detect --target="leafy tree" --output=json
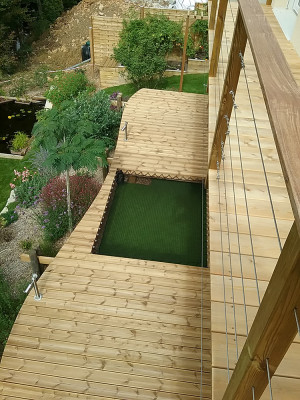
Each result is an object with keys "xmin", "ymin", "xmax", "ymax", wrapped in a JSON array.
[
  {"xmin": 42, "ymin": 0, "xmax": 63, "ymax": 24},
  {"xmin": 113, "ymin": 15, "xmax": 184, "ymax": 88},
  {"xmin": 32, "ymin": 90, "xmax": 122, "ymax": 232},
  {"xmin": 187, "ymin": 20, "xmax": 208, "ymax": 59}
]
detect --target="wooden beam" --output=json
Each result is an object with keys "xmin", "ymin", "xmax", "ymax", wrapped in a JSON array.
[
  {"xmin": 266, "ymin": 0, "xmax": 272, "ymax": 5},
  {"xmin": 89, "ymin": 23, "xmax": 95, "ymax": 74},
  {"xmin": 222, "ymin": 221, "xmax": 300, "ymax": 400},
  {"xmin": 140, "ymin": 6, "xmax": 145, "ymax": 19},
  {"xmin": 238, "ymin": 0, "xmax": 300, "ymax": 234},
  {"xmin": 209, "ymin": 8, "xmax": 247, "ymax": 170},
  {"xmin": 209, "ymin": 0, "xmax": 228, "ymax": 77},
  {"xmin": 179, "ymin": 14, "xmax": 190, "ymax": 93},
  {"xmin": 20, "ymin": 254, "xmax": 55, "ymax": 265},
  {"xmin": 209, "ymin": 0, "xmax": 218, "ymax": 30}
]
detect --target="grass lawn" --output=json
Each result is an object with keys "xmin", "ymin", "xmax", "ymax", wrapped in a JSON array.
[
  {"xmin": 0, "ymin": 158, "xmax": 22, "ymax": 211},
  {"xmin": 103, "ymin": 73, "xmax": 208, "ymax": 99},
  {"xmin": 98, "ymin": 179, "xmax": 207, "ymax": 267}
]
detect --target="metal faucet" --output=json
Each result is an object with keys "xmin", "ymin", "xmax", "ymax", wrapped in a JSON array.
[{"xmin": 121, "ymin": 121, "xmax": 128, "ymax": 141}]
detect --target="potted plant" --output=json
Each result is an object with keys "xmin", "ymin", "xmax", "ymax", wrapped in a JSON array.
[{"xmin": 10, "ymin": 131, "xmax": 30, "ymax": 155}]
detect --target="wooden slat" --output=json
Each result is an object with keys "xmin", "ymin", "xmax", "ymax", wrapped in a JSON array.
[
  {"xmin": 209, "ymin": 0, "xmax": 228, "ymax": 77},
  {"xmin": 222, "ymin": 222, "xmax": 300, "ymax": 399}
]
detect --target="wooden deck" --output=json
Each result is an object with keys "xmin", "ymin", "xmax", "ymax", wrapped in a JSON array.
[
  {"xmin": 0, "ymin": 90, "xmax": 210, "ymax": 398},
  {"xmin": 208, "ymin": 2, "xmax": 300, "ymax": 399},
  {"xmin": 114, "ymin": 89, "xmax": 208, "ymax": 180}
]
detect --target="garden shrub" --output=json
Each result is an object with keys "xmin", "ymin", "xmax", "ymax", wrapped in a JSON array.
[
  {"xmin": 12, "ymin": 168, "xmax": 51, "ymax": 208},
  {"xmin": 0, "ymin": 208, "xmax": 18, "ymax": 227},
  {"xmin": 8, "ymin": 77, "xmax": 29, "ymax": 97},
  {"xmin": 114, "ymin": 15, "xmax": 184, "ymax": 88},
  {"xmin": 188, "ymin": 20, "xmax": 208, "ymax": 59},
  {"xmin": 45, "ymin": 71, "xmax": 90, "ymax": 107},
  {"xmin": 11, "ymin": 132, "xmax": 29, "ymax": 152},
  {"xmin": 33, "ymin": 65, "xmax": 49, "ymax": 88},
  {"xmin": 38, "ymin": 175, "xmax": 100, "ymax": 241}
]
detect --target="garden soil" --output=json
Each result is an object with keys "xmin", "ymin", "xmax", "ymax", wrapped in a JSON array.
[{"xmin": 30, "ymin": 0, "xmax": 172, "ymax": 71}]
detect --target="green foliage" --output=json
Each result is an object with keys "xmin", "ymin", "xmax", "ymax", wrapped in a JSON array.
[
  {"xmin": 114, "ymin": 15, "xmax": 184, "ymax": 88},
  {"xmin": 8, "ymin": 77, "xmax": 30, "ymax": 97},
  {"xmin": 0, "ymin": 271, "xmax": 26, "ymax": 357},
  {"xmin": 11, "ymin": 131, "xmax": 29, "ymax": 151},
  {"xmin": 33, "ymin": 90, "xmax": 122, "ymax": 161},
  {"xmin": 33, "ymin": 65, "xmax": 49, "ymax": 88},
  {"xmin": 19, "ymin": 238, "xmax": 33, "ymax": 251},
  {"xmin": 38, "ymin": 239, "xmax": 59, "ymax": 257},
  {"xmin": 45, "ymin": 71, "xmax": 90, "ymax": 107},
  {"xmin": 62, "ymin": 0, "xmax": 80, "ymax": 9},
  {"xmin": 42, "ymin": 0, "xmax": 63, "ymax": 23},
  {"xmin": 15, "ymin": 173, "xmax": 50, "ymax": 208},
  {"xmin": 0, "ymin": 208, "xmax": 18, "ymax": 227},
  {"xmin": 104, "ymin": 73, "xmax": 208, "ymax": 98},
  {"xmin": 187, "ymin": 20, "xmax": 208, "ymax": 59}
]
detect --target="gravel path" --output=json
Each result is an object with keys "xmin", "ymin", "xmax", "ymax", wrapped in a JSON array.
[{"xmin": 0, "ymin": 208, "xmax": 42, "ymax": 289}]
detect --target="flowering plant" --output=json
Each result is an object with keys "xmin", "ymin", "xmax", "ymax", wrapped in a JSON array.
[{"xmin": 9, "ymin": 167, "xmax": 36, "ymax": 189}]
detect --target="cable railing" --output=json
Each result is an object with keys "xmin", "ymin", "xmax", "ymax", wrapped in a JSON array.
[{"xmin": 208, "ymin": 0, "xmax": 300, "ymax": 398}]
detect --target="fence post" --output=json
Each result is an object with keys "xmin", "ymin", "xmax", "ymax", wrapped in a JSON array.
[
  {"xmin": 29, "ymin": 249, "xmax": 41, "ymax": 278},
  {"xmin": 117, "ymin": 93, "xmax": 122, "ymax": 111},
  {"xmin": 179, "ymin": 14, "xmax": 190, "ymax": 93},
  {"xmin": 209, "ymin": 8, "xmax": 247, "ymax": 169},
  {"xmin": 209, "ymin": 0, "xmax": 228, "ymax": 77},
  {"xmin": 89, "ymin": 22, "xmax": 95, "ymax": 75},
  {"xmin": 140, "ymin": 6, "xmax": 145, "ymax": 19}
]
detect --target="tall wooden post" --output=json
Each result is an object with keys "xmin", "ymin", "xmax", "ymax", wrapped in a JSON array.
[
  {"xmin": 140, "ymin": 6, "xmax": 145, "ymax": 19},
  {"xmin": 89, "ymin": 23, "xmax": 95, "ymax": 75},
  {"xmin": 29, "ymin": 249, "xmax": 41, "ymax": 278},
  {"xmin": 209, "ymin": 0, "xmax": 229, "ymax": 77},
  {"xmin": 209, "ymin": 0, "xmax": 218, "ymax": 30},
  {"xmin": 209, "ymin": 9, "xmax": 247, "ymax": 170},
  {"xmin": 179, "ymin": 14, "xmax": 190, "ymax": 93}
]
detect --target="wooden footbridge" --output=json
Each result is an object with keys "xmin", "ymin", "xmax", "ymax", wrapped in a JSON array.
[{"xmin": 1, "ymin": 0, "xmax": 300, "ymax": 399}]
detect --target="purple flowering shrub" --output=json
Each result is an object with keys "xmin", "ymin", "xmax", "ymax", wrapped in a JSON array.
[
  {"xmin": 14, "ymin": 172, "xmax": 51, "ymax": 208},
  {"xmin": 38, "ymin": 175, "xmax": 101, "ymax": 241}
]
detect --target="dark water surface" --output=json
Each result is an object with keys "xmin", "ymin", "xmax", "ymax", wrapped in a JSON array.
[{"xmin": 0, "ymin": 100, "xmax": 44, "ymax": 153}]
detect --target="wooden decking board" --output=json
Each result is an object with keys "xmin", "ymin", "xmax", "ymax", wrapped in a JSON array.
[
  {"xmin": 209, "ymin": 2, "xmax": 300, "ymax": 398},
  {"xmin": 0, "ymin": 88, "xmax": 211, "ymax": 398}
]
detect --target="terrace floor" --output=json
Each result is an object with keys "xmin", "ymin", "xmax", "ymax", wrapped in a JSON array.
[{"xmin": 0, "ymin": 91, "xmax": 210, "ymax": 399}]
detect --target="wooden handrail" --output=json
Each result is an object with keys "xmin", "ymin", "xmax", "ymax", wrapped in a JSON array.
[
  {"xmin": 222, "ymin": 222, "xmax": 300, "ymax": 399},
  {"xmin": 238, "ymin": 0, "xmax": 300, "ymax": 234}
]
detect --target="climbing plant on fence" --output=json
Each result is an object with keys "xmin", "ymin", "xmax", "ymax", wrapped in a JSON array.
[{"xmin": 113, "ymin": 15, "xmax": 184, "ymax": 88}]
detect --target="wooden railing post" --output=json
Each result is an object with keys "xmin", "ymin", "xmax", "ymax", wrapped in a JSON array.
[
  {"xmin": 209, "ymin": 0, "xmax": 218, "ymax": 30},
  {"xmin": 89, "ymin": 20, "xmax": 95, "ymax": 74},
  {"xmin": 209, "ymin": 0, "xmax": 228, "ymax": 77},
  {"xmin": 209, "ymin": 8, "xmax": 247, "ymax": 169},
  {"xmin": 222, "ymin": 222, "xmax": 300, "ymax": 400},
  {"xmin": 179, "ymin": 14, "xmax": 190, "ymax": 93}
]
